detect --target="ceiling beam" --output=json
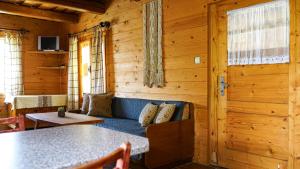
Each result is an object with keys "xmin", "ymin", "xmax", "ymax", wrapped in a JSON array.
[
  {"xmin": 25, "ymin": 0, "xmax": 105, "ymax": 14},
  {"xmin": 0, "ymin": 2, "xmax": 78, "ymax": 23}
]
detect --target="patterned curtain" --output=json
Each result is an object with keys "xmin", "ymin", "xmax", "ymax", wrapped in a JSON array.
[
  {"xmin": 67, "ymin": 36, "xmax": 79, "ymax": 110},
  {"xmin": 143, "ymin": 0, "xmax": 164, "ymax": 88},
  {"xmin": 90, "ymin": 28, "xmax": 106, "ymax": 94},
  {"xmin": 0, "ymin": 32, "xmax": 24, "ymax": 96},
  {"xmin": 227, "ymin": 0, "xmax": 290, "ymax": 65}
]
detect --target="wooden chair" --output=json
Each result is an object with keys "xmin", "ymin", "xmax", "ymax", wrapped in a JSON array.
[
  {"xmin": 74, "ymin": 142, "xmax": 131, "ymax": 169},
  {"xmin": 0, "ymin": 115, "xmax": 25, "ymax": 133}
]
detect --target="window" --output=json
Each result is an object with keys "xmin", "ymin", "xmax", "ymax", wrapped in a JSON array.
[
  {"xmin": 227, "ymin": 0, "xmax": 290, "ymax": 65},
  {"xmin": 0, "ymin": 33, "xmax": 23, "ymax": 96},
  {"xmin": 80, "ymin": 41, "xmax": 91, "ymax": 95}
]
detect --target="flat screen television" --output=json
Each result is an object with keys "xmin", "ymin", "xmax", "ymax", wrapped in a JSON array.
[{"xmin": 38, "ymin": 36, "xmax": 59, "ymax": 51}]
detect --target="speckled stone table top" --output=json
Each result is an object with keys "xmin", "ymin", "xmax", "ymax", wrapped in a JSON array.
[{"xmin": 0, "ymin": 125, "xmax": 149, "ymax": 169}]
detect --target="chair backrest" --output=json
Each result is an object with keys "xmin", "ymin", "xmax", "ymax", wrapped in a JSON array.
[
  {"xmin": 0, "ymin": 115, "xmax": 25, "ymax": 134},
  {"xmin": 74, "ymin": 142, "xmax": 131, "ymax": 169}
]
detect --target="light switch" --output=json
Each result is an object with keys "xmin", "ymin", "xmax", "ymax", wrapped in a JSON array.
[{"xmin": 194, "ymin": 56, "xmax": 201, "ymax": 64}]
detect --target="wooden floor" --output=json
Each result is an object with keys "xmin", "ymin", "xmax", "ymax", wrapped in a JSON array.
[
  {"xmin": 174, "ymin": 163, "xmax": 217, "ymax": 169},
  {"xmin": 130, "ymin": 163, "xmax": 220, "ymax": 169}
]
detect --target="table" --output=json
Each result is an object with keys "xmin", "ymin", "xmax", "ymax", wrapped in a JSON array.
[
  {"xmin": 0, "ymin": 125, "xmax": 149, "ymax": 169},
  {"xmin": 26, "ymin": 112, "xmax": 103, "ymax": 129}
]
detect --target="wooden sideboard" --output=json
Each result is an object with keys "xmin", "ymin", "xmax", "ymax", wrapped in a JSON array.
[{"xmin": 6, "ymin": 95, "xmax": 67, "ymax": 129}]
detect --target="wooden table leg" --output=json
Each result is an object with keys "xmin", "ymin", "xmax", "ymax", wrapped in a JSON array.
[{"xmin": 34, "ymin": 120, "xmax": 39, "ymax": 130}]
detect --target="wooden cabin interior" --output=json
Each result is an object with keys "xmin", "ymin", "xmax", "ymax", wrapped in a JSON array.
[{"xmin": 0, "ymin": 0, "xmax": 299, "ymax": 169}]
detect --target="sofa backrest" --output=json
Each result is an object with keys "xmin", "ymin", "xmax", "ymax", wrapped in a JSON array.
[{"xmin": 111, "ymin": 97, "xmax": 186, "ymax": 121}]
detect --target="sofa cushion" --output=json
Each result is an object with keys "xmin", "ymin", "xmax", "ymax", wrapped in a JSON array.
[
  {"xmin": 112, "ymin": 97, "xmax": 185, "ymax": 121},
  {"xmin": 95, "ymin": 117, "xmax": 146, "ymax": 137},
  {"xmin": 88, "ymin": 94, "xmax": 113, "ymax": 117},
  {"xmin": 153, "ymin": 103, "xmax": 176, "ymax": 124},
  {"xmin": 139, "ymin": 103, "xmax": 158, "ymax": 127}
]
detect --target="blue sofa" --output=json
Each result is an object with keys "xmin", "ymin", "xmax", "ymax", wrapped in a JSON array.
[
  {"xmin": 71, "ymin": 97, "xmax": 194, "ymax": 169},
  {"xmin": 95, "ymin": 97, "xmax": 187, "ymax": 137}
]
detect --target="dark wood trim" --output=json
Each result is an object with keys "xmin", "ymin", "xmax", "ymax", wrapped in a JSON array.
[
  {"xmin": 25, "ymin": 0, "xmax": 105, "ymax": 14},
  {"xmin": 0, "ymin": 2, "xmax": 78, "ymax": 23}
]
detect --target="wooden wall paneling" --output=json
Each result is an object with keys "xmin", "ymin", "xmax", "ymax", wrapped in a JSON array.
[
  {"xmin": 228, "ymin": 72, "xmax": 289, "ymax": 104},
  {"xmin": 227, "ymin": 101, "xmax": 288, "ymax": 117},
  {"xmin": 227, "ymin": 112, "xmax": 289, "ymax": 159},
  {"xmin": 291, "ymin": 0, "xmax": 300, "ymax": 168},
  {"xmin": 0, "ymin": 1, "xmax": 207, "ymax": 166},
  {"xmin": 216, "ymin": 0, "xmax": 272, "ymax": 12},
  {"xmin": 295, "ymin": 0, "xmax": 300, "ymax": 167},
  {"xmin": 69, "ymin": 0, "xmax": 210, "ymax": 164},
  {"xmin": 209, "ymin": 0, "xmax": 291, "ymax": 168},
  {"xmin": 215, "ymin": 5, "xmax": 227, "ymax": 167},
  {"xmin": 69, "ymin": 0, "xmax": 300, "ymax": 168},
  {"xmin": 110, "ymin": 68, "xmax": 207, "ymax": 84},
  {"xmin": 226, "ymin": 149, "xmax": 287, "ymax": 169},
  {"xmin": 228, "ymin": 64, "xmax": 289, "ymax": 76},
  {"xmin": 208, "ymin": 3, "xmax": 218, "ymax": 165},
  {"xmin": 0, "ymin": 14, "xmax": 69, "ymax": 97}
]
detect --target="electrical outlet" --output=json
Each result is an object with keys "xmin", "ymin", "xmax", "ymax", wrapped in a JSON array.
[{"xmin": 194, "ymin": 56, "xmax": 201, "ymax": 64}]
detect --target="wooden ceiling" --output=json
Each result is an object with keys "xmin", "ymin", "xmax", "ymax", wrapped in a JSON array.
[{"xmin": 0, "ymin": 0, "xmax": 107, "ymax": 23}]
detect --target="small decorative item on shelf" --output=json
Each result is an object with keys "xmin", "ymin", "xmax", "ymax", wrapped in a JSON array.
[{"xmin": 58, "ymin": 107, "xmax": 66, "ymax": 118}]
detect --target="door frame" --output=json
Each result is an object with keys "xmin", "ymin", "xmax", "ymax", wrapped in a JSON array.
[{"xmin": 207, "ymin": 0, "xmax": 297, "ymax": 168}]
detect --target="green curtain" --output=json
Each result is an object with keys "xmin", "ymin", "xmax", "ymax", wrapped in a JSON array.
[
  {"xmin": 90, "ymin": 28, "xmax": 105, "ymax": 94},
  {"xmin": 67, "ymin": 36, "xmax": 79, "ymax": 110},
  {"xmin": 143, "ymin": 0, "xmax": 164, "ymax": 88}
]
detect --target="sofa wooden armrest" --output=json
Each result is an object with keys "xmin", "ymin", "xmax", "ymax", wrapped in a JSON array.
[{"xmin": 144, "ymin": 103, "xmax": 194, "ymax": 169}]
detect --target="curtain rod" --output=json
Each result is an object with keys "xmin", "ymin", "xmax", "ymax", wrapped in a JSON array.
[
  {"xmin": 0, "ymin": 27, "xmax": 29, "ymax": 34},
  {"xmin": 68, "ymin": 24, "xmax": 100, "ymax": 37},
  {"xmin": 68, "ymin": 21, "xmax": 111, "ymax": 37}
]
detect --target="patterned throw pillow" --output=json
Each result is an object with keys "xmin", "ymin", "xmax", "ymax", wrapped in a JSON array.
[
  {"xmin": 87, "ymin": 94, "xmax": 113, "ymax": 117},
  {"xmin": 153, "ymin": 103, "xmax": 176, "ymax": 124},
  {"xmin": 81, "ymin": 93, "xmax": 90, "ymax": 114},
  {"xmin": 139, "ymin": 103, "xmax": 158, "ymax": 127}
]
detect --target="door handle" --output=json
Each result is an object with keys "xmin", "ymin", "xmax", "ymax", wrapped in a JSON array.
[{"xmin": 220, "ymin": 76, "xmax": 229, "ymax": 96}]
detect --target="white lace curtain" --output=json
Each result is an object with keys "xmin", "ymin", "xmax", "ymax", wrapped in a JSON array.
[
  {"xmin": 0, "ymin": 32, "xmax": 24, "ymax": 96},
  {"xmin": 227, "ymin": 0, "xmax": 290, "ymax": 65}
]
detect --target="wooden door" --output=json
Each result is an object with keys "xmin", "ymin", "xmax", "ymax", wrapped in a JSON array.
[{"xmin": 209, "ymin": 0, "xmax": 291, "ymax": 168}]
